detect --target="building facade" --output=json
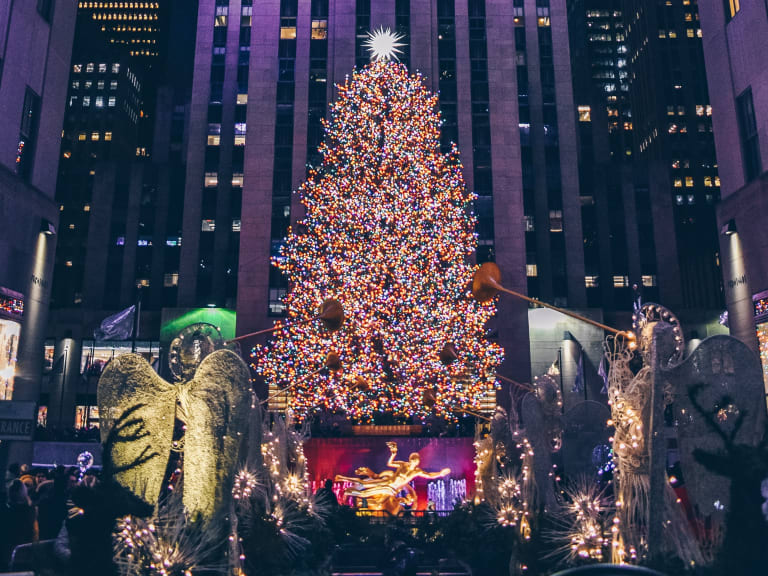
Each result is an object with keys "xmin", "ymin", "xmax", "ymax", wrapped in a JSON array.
[
  {"xmin": 622, "ymin": 0, "xmax": 722, "ymax": 315},
  {"xmin": 44, "ymin": 0, "xmax": 194, "ymax": 429},
  {"xmin": 171, "ymin": 0, "xmax": 596, "ymax": 403},
  {"xmin": 0, "ymin": 0, "xmax": 77, "ymax": 410},
  {"xmin": 697, "ymin": 0, "xmax": 768, "ymax": 392}
]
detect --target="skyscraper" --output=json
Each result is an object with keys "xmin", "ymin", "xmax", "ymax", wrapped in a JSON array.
[
  {"xmin": 0, "ymin": 0, "xmax": 77, "ymax": 437},
  {"xmin": 173, "ymin": 0, "xmax": 595, "ymax": 402},
  {"xmin": 567, "ymin": 0, "xmax": 726, "ymax": 343},
  {"xmin": 622, "ymin": 0, "xmax": 721, "ymax": 312},
  {"xmin": 44, "ymin": 0, "xmax": 194, "ymax": 428},
  {"xmin": 697, "ymin": 0, "xmax": 768, "ymax": 389}
]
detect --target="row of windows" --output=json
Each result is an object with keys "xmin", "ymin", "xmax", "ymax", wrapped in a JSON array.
[
  {"xmin": 79, "ymin": 2, "xmax": 159, "ymax": 8},
  {"xmin": 582, "ymin": 275, "xmax": 656, "ymax": 288},
  {"xmin": 76, "ymin": 131, "xmax": 113, "ymax": 141},
  {"xmin": 73, "ymin": 63, "xmax": 120, "ymax": 74},
  {"xmin": 673, "ymin": 175, "xmax": 721, "ymax": 187},
  {"xmin": 658, "ymin": 28, "xmax": 702, "ymax": 39},
  {"xmin": 204, "ymin": 172, "xmax": 245, "ymax": 188},
  {"xmin": 69, "ymin": 95, "xmax": 117, "ymax": 108},
  {"xmin": 201, "ymin": 219, "xmax": 242, "ymax": 232},
  {"xmin": 72, "ymin": 80, "xmax": 119, "ymax": 91},
  {"xmin": 674, "ymin": 193, "xmax": 717, "ymax": 205},
  {"xmin": 90, "ymin": 12, "xmax": 159, "ymax": 21}
]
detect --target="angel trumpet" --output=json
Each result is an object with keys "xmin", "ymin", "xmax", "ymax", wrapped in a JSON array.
[
  {"xmin": 228, "ymin": 298, "xmax": 345, "ymax": 343},
  {"xmin": 472, "ymin": 262, "xmax": 634, "ymax": 343}
]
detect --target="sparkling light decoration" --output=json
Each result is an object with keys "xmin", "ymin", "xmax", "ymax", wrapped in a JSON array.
[
  {"xmin": 546, "ymin": 481, "xmax": 615, "ymax": 566},
  {"xmin": 113, "ymin": 505, "xmax": 224, "ymax": 576},
  {"xmin": 232, "ymin": 468, "xmax": 259, "ymax": 501},
  {"xmin": 363, "ymin": 27, "xmax": 405, "ymax": 61},
  {"xmin": 254, "ymin": 59, "xmax": 503, "ymax": 422}
]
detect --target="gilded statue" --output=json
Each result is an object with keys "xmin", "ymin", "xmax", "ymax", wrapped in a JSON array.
[{"xmin": 335, "ymin": 441, "xmax": 450, "ymax": 515}]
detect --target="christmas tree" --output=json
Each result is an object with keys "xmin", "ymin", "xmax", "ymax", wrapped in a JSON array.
[{"xmin": 254, "ymin": 43, "xmax": 503, "ymax": 422}]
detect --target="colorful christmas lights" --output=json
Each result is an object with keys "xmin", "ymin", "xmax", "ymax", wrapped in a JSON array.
[{"xmin": 254, "ymin": 60, "xmax": 503, "ymax": 422}]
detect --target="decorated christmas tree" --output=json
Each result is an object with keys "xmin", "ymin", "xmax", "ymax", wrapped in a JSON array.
[{"xmin": 255, "ymin": 33, "xmax": 503, "ymax": 422}]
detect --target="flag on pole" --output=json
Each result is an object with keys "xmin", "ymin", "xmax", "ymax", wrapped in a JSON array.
[
  {"xmin": 572, "ymin": 351, "xmax": 584, "ymax": 393},
  {"xmin": 94, "ymin": 305, "xmax": 136, "ymax": 341},
  {"xmin": 598, "ymin": 356, "xmax": 609, "ymax": 394}
]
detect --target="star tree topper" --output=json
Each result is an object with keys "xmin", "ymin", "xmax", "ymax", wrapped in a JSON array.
[{"xmin": 364, "ymin": 27, "xmax": 405, "ymax": 62}]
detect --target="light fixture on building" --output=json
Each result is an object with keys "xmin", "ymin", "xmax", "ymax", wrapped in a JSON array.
[
  {"xmin": 40, "ymin": 218, "xmax": 56, "ymax": 236},
  {"xmin": 720, "ymin": 219, "xmax": 737, "ymax": 236}
]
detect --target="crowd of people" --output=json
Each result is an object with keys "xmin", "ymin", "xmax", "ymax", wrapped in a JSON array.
[{"xmin": 0, "ymin": 462, "xmax": 94, "ymax": 570}]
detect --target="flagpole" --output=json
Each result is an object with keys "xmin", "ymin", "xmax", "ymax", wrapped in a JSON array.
[{"xmin": 131, "ymin": 286, "xmax": 142, "ymax": 354}]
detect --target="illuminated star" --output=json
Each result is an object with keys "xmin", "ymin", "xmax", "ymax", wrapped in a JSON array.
[{"xmin": 364, "ymin": 27, "xmax": 405, "ymax": 61}]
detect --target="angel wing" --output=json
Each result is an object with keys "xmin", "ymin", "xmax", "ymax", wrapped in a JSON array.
[
  {"xmin": 98, "ymin": 353, "xmax": 177, "ymax": 508},
  {"xmin": 178, "ymin": 349, "xmax": 251, "ymax": 521},
  {"xmin": 666, "ymin": 335, "xmax": 765, "ymax": 516}
]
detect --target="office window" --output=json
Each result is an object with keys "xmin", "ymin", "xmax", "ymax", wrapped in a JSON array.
[
  {"xmin": 613, "ymin": 275, "xmax": 629, "ymax": 288},
  {"xmin": 104, "ymin": 132, "xmax": 113, "ymax": 141},
  {"xmin": 78, "ymin": 132, "xmax": 86, "ymax": 141},
  {"xmin": 724, "ymin": 0, "xmax": 740, "ymax": 21},
  {"xmin": 86, "ymin": 63, "xmax": 94, "ymax": 73},
  {"xmin": 98, "ymin": 63, "xmax": 107, "ymax": 73},
  {"xmin": 201, "ymin": 219, "xmax": 216, "ymax": 232},
  {"xmin": 311, "ymin": 19, "xmax": 328, "ymax": 39},
  {"xmin": 205, "ymin": 172, "xmax": 218, "ymax": 187},
  {"xmin": 16, "ymin": 87, "xmax": 40, "ymax": 178},
  {"xmin": 207, "ymin": 123, "xmax": 221, "ymax": 146},
  {"xmin": 737, "ymin": 87, "xmax": 761, "ymax": 181},
  {"xmin": 549, "ymin": 210, "xmax": 563, "ymax": 232},
  {"xmin": 91, "ymin": 132, "xmax": 100, "ymax": 141},
  {"xmin": 578, "ymin": 105, "xmax": 591, "ymax": 122},
  {"xmin": 95, "ymin": 96, "xmax": 104, "ymax": 108},
  {"xmin": 73, "ymin": 64, "xmax": 82, "ymax": 73},
  {"xmin": 585, "ymin": 276, "xmax": 599, "ymax": 288},
  {"xmin": 111, "ymin": 63, "xmax": 120, "ymax": 74},
  {"xmin": 215, "ymin": 6, "xmax": 228, "ymax": 26},
  {"xmin": 110, "ymin": 80, "xmax": 118, "ymax": 90},
  {"xmin": 108, "ymin": 96, "xmax": 116, "ymax": 107},
  {"xmin": 526, "ymin": 264, "xmax": 538, "ymax": 277}
]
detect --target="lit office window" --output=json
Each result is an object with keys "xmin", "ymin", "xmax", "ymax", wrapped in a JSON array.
[{"xmin": 724, "ymin": 0, "xmax": 740, "ymax": 21}]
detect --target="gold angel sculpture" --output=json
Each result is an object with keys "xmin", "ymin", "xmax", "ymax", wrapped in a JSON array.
[
  {"xmin": 97, "ymin": 349, "xmax": 251, "ymax": 522},
  {"xmin": 335, "ymin": 441, "xmax": 450, "ymax": 515}
]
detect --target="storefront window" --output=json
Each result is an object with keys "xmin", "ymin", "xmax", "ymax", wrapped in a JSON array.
[
  {"xmin": 0, "ymin": 318, "xmax": 21, "ymax": 400},
  {"xmin": 80, "ymin": 340, "xmax": 160, "ymax": 375}
]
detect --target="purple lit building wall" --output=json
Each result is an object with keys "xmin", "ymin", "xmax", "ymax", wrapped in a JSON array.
[
  {"xmin": 177, "ymin": 0, "xmax": 598, "ymax": 402},
  {"xmin": 698, "ymin": 1, "xmax": 768, "ymax": 390},
  {"xmin": 0, "ymin": 1, "xmax": 77, "ymax": 408}
]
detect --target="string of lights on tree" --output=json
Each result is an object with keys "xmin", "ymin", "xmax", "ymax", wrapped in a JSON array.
[{"xmin": 253, "ymin": 48, "xmax": 503, "ymax": 422}]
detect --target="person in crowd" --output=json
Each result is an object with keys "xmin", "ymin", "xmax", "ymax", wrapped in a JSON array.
[
  {"xmin": 37, "ymin": 467, "xmax": 68, "ymax": 541},
  {"xmin": 5, "ymin": 462, "xmax": 20, "ymax": 491},
  {"xmin": 315, "ymin": 478, "xmax": 340, "ymax": 509},
  {"xmin": 0, "ymin": 479, "xmax": 38, "ymax": 567}
]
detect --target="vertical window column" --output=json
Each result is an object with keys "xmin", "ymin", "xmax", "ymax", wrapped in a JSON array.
[
  {"xmin": 437, "ymin": 0, "xmax": 457, "ymax": 153},
  {"xmin": 468, "ymin": 0, "xmax": 494, "ymax": 263},
  {"xmin": 355, "ymin": 0, "xmax": 371, "ymax": 69},
  {"xmin": 307, "ymin": 0, "xmax": 329, "ymax": 167},
  {"xmin": 269, "ymin": 0, "xmax": 299, "ymax": 315},
  {"xmin": 395, "ymin": 0, "xmax": 411, "ymax": 69}
]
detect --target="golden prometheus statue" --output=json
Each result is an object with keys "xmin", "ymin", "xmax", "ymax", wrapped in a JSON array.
[{"xmin": 335, "ymin": 441, "xmax": 450, "ymax": 515}]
